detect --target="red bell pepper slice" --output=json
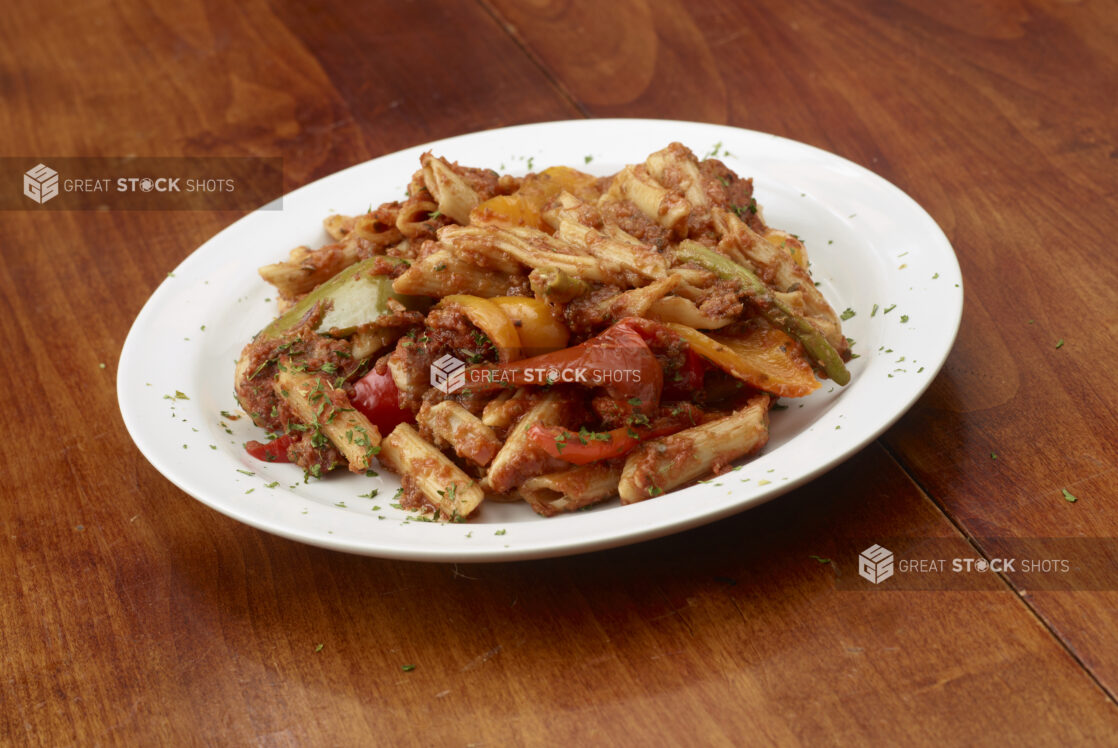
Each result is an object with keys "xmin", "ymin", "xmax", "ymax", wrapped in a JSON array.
[
  {"xmin": 527, "ymin": 405, "xmax": 703, "ymax": 465},
  {"xmin": 351, "ymin": 366, "xmax": 414, "ymax": 435},
  {"xmin": 466, "ymin": 318, "xmax": 663, "ymax": 414},
  {"xmin": 245, "ymin": 433, "xmax": 297, "ymax": 463}
]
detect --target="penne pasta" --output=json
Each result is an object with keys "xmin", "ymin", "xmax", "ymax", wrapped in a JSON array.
[
  {"xmin": 645, "ymin": 143, "xmax": 708, "ymax": 209},
  {"xmin": 486, "ymin": 391, "xmax": 572, "ymax": 494},
  {"xmin": 258, "ymin": 242, "xmax": 360, "ymax": 298},
  {"xmin": 392, "ymin": 247, "xmax": 517, "ymax": 298},
  {"xmin": 273, "ymin": 366, "xmax": 381, "ymax": 473},
  {"xmin": 379, "ymin": 423, "xmax": 484, "ymax": 519},
  {"xmin": 602, "ymin": 165, "xmax": 690, "ymax": 238},
  {"xmin": 481, "ymin": 389, "xmax": 531, "ymax": 431},
  {"xmin": 438, "ymin": 224, "xmax": 618, "ymax": 284},
  {"xmin": 599, "ymin": 275, "xmax": 680, "ymax": 320},
  {"xmin": 647, "ymin": 295, "xmax": 733, "ymax": 329},
  {"xmin": 521, "ymin": 462, "xmax": 623, "ymax": 516},
  {"xmin": 552, "ymin": 194, "xmax": 669, "ymax": 283},
  {"xmin": 618, "ymin": 394, "xmax": 771, "ymax": 504},
  {"xmin": 417, "ymin": 400, "xmax": 502, "ymax": 467},
  {"xmin": 421, "ymin": 153, "xmax": 482, "ymax": 224}
]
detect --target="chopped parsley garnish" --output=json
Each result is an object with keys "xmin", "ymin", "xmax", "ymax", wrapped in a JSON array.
[
  {"xmin": 494, "ymin": 529, "xmax": 507, "ymax": 536},
  {"xmin": 401, "ymin": 664, "xmax": 416, "ymax": 672},
  {"xmin": 900, "ymin": 315, "xmax": 910, "ymax": 323},
  {"xmin": 840, "ymin": 308, "xmax": 855, "ymax": 321},
  {"xmin": 883, "ymin": 304, "xmax": 897, "ymax": 314},
  {"xmin": 578, "ymin": 427, "xmax": 611, "ymax": 443},
  {"xmin": 1055, "ymin": 339, "xmax": 1065, "ymax": 349},
  {"xmin": 871, "ymin": 303, "xmax": 879, "ymax": 317},
  {"xmin": 809, "ymin": 555, "xmax": 832, "ymax": 564},
  {"xmin": 1062, "ymin": 489, "xmax": 1078, "ymax": 503},
  {"xmin": 359, "ymin": 489, "xmax": 380, "ymax": 499},
  {"xmin": 436, "ymin": 483, "xmax": 458, "ymax": 505}
]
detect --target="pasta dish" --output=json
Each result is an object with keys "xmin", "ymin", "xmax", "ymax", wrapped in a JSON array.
[{"xmin": 234, "ymin": 143, "xmax": 851, "ymax": 520}]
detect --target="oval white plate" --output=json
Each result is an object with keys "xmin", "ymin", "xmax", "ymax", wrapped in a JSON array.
[{"xmin": 118, "ymin": 119, "xmax": 962, "ymax": 561}]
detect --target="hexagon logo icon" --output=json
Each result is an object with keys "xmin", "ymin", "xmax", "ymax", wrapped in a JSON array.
[
  {"xmin": 430, "ymin": 354, "xmax": 466, "ymax": 394},
  {"xmin": 858, "ymin": 544, "xmax": 894, "ymax": 584},
  {"xmin": 24, "ymin": 163, "xmax": 59, "ymax": 204}
]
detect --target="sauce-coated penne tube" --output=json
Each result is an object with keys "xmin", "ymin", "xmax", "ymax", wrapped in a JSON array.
[
  {"xmin": 273, "ymin": 367, "xmax": 381, "ymax": 473},
  {"xmin": 487, "ymin": 391, "xmax": 572, "ymax": 494},
  {"xmin": 618, "ymin": 394, "xmax": 770, "ymax": 504},
  {"xmin": 421, "ymin": 153, "xmax": 481, "ymax": 224},
  {"xmin": 418, "ymin": 400, "xmax": 502, "ymax": 467},
  {"xmin": 521, "ymin": 463, "xmax": 623, "ymax": 517},
  {"xmin": 379, "ymin": 423, "xmax": 485, "ymax": 520}
]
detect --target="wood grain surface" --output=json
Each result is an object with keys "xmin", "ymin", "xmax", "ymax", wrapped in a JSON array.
[{"xmin": 2, "ymin": 0, "xmax": 1117, "ymax": 744}]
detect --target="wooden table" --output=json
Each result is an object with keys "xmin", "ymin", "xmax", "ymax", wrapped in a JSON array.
[{"xmin": 3, "ymin": 0, "xmax": 1117, "ymax": 744}]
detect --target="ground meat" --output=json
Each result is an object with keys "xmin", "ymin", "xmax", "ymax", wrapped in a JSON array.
[
  {"xmin": 364, "ymin": 255, "xmax": 411, "ymax": 278},
  {"xmin": 370, "ymin": 201, "xmax": 402, "ymax": 230},
  {"xmin": 598, "ymin": 199, "xmax": 673, "ymax": 251},
  {"xmin": 698, "ymin": 278, "xmax": 745, "ymax": 320},
  {"xmin": 387, "ymin": 305, "xmax": 498, "ymax": 411},
  {"xmin": 497, "ymin": 174, "xmax": 522, "ymax": 195},
  {"xmin": 448, "ymin": 161, "xmax": 503, "ymax": 202},
  {"xmin": 591, "ymin": 396, "xmax": 627, "ymax": 428},
  {"xmin": 400, "ymin": 473, "xmax": 439, "ymax": 514},
  {"xmin": 234, "ymin": 308, "xmax": 354, "ymax": 433},
  {"xmin": 503, "ymin": 274, "xmax": 533, "ymax": 298},
  {"xmin": 234, "ymin": 309, "xmax": 360, "ymax": 475},
  {"xmin": 563, "ymin": 284, "xmax": 623, "ymax": 337},
  {"xmin": 646, "ymin": 325, "xmax": 692, "ymax": 387},
  {"xmin": 699, "ymin": 159, "xmax": 767, "ymax": 233},
  {"xmin": 288, "ymin": 432, "xmax": 345, "ymax": 477}
]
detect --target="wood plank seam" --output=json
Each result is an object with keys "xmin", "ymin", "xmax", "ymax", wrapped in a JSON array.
[
  {"xmin": 878, "ymin": 439, "xmax": 1118, "ymax": 706},
  {"xmin": 474, "ymin": 0, "xmax": 593, "ymax": 119}
]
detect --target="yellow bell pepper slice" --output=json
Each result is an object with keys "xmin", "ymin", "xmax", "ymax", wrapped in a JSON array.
[
  {"xmin": 438, "ymin": 295, "xmax": 522, "ymax": 362},
  {"xmin": 666, "ymin": 322, "xmax": 820, "ymax": 398},
  {"xmin": 489, "ymin": 296, "xmax": 570, "ymax": 355}
]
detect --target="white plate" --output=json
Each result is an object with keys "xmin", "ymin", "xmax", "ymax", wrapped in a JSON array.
[{"xmin": 117, "ymin": 119, "xmax": 962, "ymax": 561}]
